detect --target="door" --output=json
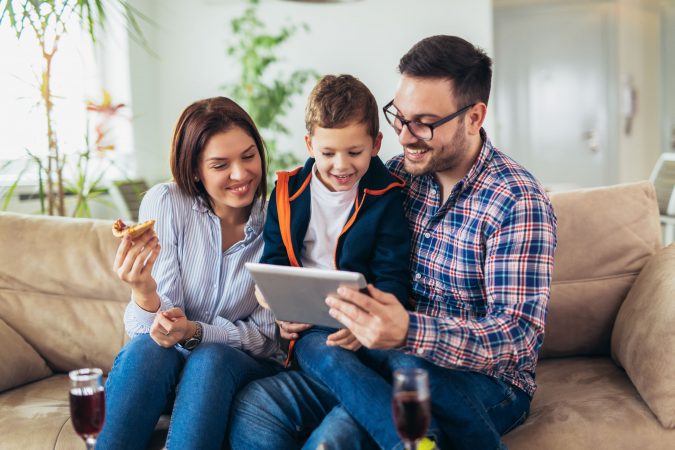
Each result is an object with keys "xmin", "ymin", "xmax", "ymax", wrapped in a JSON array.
[{"xmin": 494, "ymin": 3, "xmax": 614, "ymax": 189}]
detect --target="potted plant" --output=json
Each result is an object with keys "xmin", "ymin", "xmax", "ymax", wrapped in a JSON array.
[
  {"xmin": 0, "ymin": 0, "xmax": 148, "ymax": 216},
  {"xmin": 223, "ymin": 0, "xmax": 318, "ymax": 190}
]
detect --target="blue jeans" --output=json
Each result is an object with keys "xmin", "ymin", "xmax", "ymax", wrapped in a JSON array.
[
  {"xmin": 97, "ymin": 334, "xmax": 277, "ymax": 450},
  {"xmin": 294, "ymin": 328, "xmax": 406, "ymax": 449},
  {"xmin": 229, "ymin": 349, "xmax": 530, "ymax": 450},
  {"xmin": 228, "ymin": 370, "xmax": 378, "ymax": 450}
]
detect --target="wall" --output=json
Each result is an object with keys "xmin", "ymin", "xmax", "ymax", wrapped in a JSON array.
[
  {"xmin": 616, "ymin": 0, "xmax": 662, "ymax": 182},
  {"xmin": 494, "ymin": 0, "xmax": 666, "ymax": 188},
  {"xmin": 128, "ymin": 0, "xmax": 494, "ymax": 185},
  {"xmin": 663, "ymin": 0, "xmax": 675, "ymax": 153}
]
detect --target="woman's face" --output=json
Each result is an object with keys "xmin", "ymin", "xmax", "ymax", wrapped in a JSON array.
[{"xmin": 198, "ymin": 127, "xmax": 262, "ymax": 218}]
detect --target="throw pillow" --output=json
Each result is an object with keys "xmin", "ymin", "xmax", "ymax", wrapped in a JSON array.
[
  {"xmin": 611, "ymin": 244, "xmax": 675, "ymax": 428},
  {"xmin": 0, "ymin": 317, "xmax": 52, "ymax": 392}
]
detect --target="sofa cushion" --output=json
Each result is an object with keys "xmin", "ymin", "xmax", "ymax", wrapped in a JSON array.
[
  {"xmin": 0, "ymin": 290, "xmax": 127, "ymax": 373},
  {"xmin": 0, "ymin": 375, "xmax": 168, "ymax": 450},
  {"xmin": 541, "ymin": 182, "xmax": 661, "ymax": 357},
  {"xmin": 503, "ymin": 357, "xmax": 675, "ymax": 449},
  {"xmin": 0, "ymin": 212, "xmax": 130, "ymax": 301},
  {"xmin": 611, "ymin": 244, "xmax": 675, "ymax": 429},
  {"xmin": 0, "ymin": 317, "xmax": 52, "ymax": 392},
  {"xmin": 0, "ymin": 212, "xmax": 131, "ymax": 372}
]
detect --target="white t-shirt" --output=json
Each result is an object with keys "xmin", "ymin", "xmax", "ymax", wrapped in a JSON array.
[{"xmin": 301, "ymin": 166, "xmax": 358, "ymax": 270}]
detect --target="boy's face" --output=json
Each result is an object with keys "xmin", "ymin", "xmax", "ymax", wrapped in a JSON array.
[{"xmin": 305, "ymin": 122, "xmax": 382, "ymax": 192}]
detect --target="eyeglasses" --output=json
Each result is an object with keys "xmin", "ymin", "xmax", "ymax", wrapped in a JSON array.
[{"xmin": 382, "ymin": 100, "xmax": 475, "ymax": 141}]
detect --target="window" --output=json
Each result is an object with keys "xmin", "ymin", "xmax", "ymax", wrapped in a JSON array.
[{"xmin": 0, "ymin": 9, "xmax": 133, "ymax": 181}]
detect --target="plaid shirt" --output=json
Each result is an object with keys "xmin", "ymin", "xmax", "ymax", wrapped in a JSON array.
[{"xmin": 387, "ymin": 130, "xmax": 557, "ymax": 397}]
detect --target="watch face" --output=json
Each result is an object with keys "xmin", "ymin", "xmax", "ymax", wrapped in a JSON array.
[{"xmin": 184, "ymin": 338, "xmax": 199, "ymax": 350}]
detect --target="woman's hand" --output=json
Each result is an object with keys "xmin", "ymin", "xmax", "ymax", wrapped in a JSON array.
[
  {"xmin": 326, "ymin": 328, "xmax": 362, "ymax": 351},
  {"xmin": 150, "ymin": 307, "xmax": 192, "ymax": 348},
  {"xmin": 113, "ymin": 228, "xmax": 161, "ymax": 310}
]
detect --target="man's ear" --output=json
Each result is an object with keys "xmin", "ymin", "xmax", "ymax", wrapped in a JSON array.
[
  {"xmin": 304, "ymin": 134, "xmax": 314, "ymax": 157},
  {"xmin": 466, "ymin": 103, "xmax": 487, "ymax": 135},
  {"xmin": 371, "ymin": 131, "xmax": 383, "ymax": 156}
]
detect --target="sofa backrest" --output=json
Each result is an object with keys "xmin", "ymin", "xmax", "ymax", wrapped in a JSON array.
[
  {"xmin": 540, "ymin": 181, "xmax": 662, "ymax": 358},
  {"xmin": 0, "ymin": 212, "xmax": 129, "ymax": 374}
]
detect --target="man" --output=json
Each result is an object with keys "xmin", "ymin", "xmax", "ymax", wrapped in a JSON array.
[{"xmin": 229, "ymin": 35, "xmax": 557, "ymax": 450}]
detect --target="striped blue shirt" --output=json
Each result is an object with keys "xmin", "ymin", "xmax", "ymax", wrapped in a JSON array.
[{"xmin": 123, "ymin": 183, "xmax": 280, "ymax": 359}]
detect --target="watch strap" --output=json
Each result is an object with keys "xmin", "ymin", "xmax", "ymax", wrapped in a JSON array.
[{"xmin": 179, "ymin": 322, "xmax": 202, "ymax": 350}]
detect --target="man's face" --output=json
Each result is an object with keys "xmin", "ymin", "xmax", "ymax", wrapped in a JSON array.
[{"xmin": 391, "ymin": 76, "xmax": 470, "ymax": 177}]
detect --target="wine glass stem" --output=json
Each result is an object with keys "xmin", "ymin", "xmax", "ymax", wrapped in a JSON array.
[{"xmin": 85, "ymin": 437, "xmax": 96, "ymax": 450}]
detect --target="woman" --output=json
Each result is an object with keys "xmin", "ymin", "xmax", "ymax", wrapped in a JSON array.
[{"xmin": 97, "ymin": 97, "xmax": 281, "ymax": 450}]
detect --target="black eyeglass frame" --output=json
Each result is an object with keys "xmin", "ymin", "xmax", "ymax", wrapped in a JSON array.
[{"xmin": 382, "ymin": 100, "xmax": 476, "ymax": 141}]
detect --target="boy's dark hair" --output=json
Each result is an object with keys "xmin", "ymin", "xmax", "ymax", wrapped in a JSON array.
[
  {"xmin": 305, "ymin": 74, "xmax": 379, "ymax": 141},
  {"xmin": 170, "ymin": 96, "xmax": 267, "ymax": 210},
  {"xmin": 398, "ymin": 35, "xmax": 492, "ymax": 107}
]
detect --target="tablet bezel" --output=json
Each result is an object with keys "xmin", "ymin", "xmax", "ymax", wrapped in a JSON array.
[{"xmin": 245, "ymin": 262, "xmax": 367, "ymax": 328}]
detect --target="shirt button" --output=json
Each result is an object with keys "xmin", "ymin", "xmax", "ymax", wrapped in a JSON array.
[
  {"xmin": 416, "ymin": 348, "xmax": 424, "ymax": 355},
  {"xmin": 430, "ymin": 189, "xmax": 437, "ymax": 195},
  {"xmin": 414, "ymin": 273, "xmax": 421, "ymax": 280},
  {"xmin": 424, "ymin": 232, "xmax": 431, "ymax": 239}
]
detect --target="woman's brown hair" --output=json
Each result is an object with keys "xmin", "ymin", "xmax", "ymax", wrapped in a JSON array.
[{"xmin": 170, "ymin": 97, "xmax": 267, "ymax": 210}]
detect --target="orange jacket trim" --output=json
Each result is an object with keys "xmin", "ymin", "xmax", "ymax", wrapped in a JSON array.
[
  {"xmin": 332, "ymin": 177, "xmax": 405, "ymax": 268},
  {"xmin": 275, "ymin": 169, "xmax": 302, "ymax": 268}
]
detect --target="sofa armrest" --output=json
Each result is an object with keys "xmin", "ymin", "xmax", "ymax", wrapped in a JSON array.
[
  {"xmin": 611, "ymin": 244, "xmax": 675, "ymax": 428},
  {"xmin": 0, "ymin": 317, "xmax": 52, "ymax": 393}
]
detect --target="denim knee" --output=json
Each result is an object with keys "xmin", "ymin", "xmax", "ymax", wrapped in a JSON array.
[
  {"xmin": 186, "ymin": 343, "xmax": 265, "ymax": 388},
  {"xmin": 295, "ymin": 331, "xmax": 349, "ymax": 374},
  {"xmin": 108, "ymin": 334, "xmax": 182, "ymax": 382}
]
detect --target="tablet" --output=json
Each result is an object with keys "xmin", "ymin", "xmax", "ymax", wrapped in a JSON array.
[{"xmin": 245, "ymin": 262, "xmax": 367, "ymax": 328}]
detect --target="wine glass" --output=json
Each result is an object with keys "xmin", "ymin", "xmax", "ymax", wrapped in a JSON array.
[
  {"xmin": 392, "ymin": 368, "xmax": 431, "ymax": 450},
  {"xmin": 69, "ymin": 368, "xmax": 106, "ymax": 449}
]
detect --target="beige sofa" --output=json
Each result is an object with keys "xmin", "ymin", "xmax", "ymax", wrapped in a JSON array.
[{"xmin": 1, "ymin": 181, "xmax": 674, "ymax": 449}]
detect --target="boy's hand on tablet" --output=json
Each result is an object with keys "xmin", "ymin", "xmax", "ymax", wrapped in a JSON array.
[
  {"xmin": 326, "ymin": 328, "xmax": 361, "ymax": 351},
  {"xmin": 277, "ymin": 320, "xmax": 312, "ymax": 340}
]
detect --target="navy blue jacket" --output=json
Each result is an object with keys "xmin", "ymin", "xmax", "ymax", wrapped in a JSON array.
[{"xmin": 261, "ymin": 156, "xmax": 411, "ymax": 306}]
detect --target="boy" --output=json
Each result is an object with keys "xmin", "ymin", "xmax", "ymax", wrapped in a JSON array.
[{"xmin": 259, "ymin": 75, "xmax": 411, "ymax": 439}]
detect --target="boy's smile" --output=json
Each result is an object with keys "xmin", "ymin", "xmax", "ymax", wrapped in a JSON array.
[{"xmin": 305, "ymin": 122, "xmax": 382, "ymax": 192}]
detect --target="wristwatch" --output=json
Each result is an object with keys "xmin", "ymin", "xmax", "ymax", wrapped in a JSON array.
[{"xmin": 179, "ymin": 322, "xmax": 203, "ymax": 351}]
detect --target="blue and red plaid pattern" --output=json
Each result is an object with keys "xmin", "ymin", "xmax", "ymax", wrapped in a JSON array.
[{"xmin": 387, "ymin": 130, "xmax": 557, "ymax": 397}]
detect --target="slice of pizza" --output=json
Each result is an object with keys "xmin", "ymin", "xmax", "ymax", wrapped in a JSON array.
[{"xmin": 112, "ymin": 218, "xmax": 156, "ymax": 239}]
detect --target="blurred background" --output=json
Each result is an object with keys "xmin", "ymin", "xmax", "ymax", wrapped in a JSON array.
[{"xmin": 1, "ymin": 0, "xmax": 673, "ymax": 221}]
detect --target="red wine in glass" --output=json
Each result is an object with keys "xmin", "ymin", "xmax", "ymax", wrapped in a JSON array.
[
  {"xmin": 392, "ymin": 368, "xmax": 431, "ymax": 450},
  {"xmin": 393, "ymin": 391, "xmax": 431, "ymax": 442},
  {"xmin": 69, "ymin": 368, "xmax": 105, "ymax": 450}
]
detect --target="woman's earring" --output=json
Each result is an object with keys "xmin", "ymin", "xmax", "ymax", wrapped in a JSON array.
[{"xmin": 194, "ymin": 177, "xmax": 199, "ymax": 183}]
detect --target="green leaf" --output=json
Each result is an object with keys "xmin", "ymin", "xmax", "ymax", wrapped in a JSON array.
[{"xmin": 0, "ymin": 160, "xmax": 29, "ymax": 211}]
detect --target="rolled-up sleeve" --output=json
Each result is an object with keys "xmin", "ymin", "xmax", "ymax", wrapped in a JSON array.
[{"xmin": 123, "ymin": 185, "xmax": 183, "ymax": 338}]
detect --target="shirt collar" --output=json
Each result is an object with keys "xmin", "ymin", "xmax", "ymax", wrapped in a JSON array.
[
  {"xmin": 191, "ymin": 195, "xmax": 266, "ymax": 236},
  {"xmin": 192, "ymin": 195, "xmax": 210, "ymax": 213},
  {"xmin": 414, "ymin": 128, "xmax": 494, "ymax": 202},
  {"xmin": 461, "ymin": 128, "xmax": 494, "ymax": 191}
]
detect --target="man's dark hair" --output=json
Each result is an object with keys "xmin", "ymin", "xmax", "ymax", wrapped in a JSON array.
[{"xmin": 398, "ymin": 35, "xmax": 492, "ymax": 107}]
